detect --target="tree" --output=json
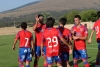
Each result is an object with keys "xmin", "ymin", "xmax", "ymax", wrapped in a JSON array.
[
  {"xmin": 42, "ymin": 12, "xmax": 52, "ymax": 23},
  {"xmin": 63, "ymin": 10, "xmax": 79, "ymax": 24},
  {"xmin": 79, "ymin": 10, "xmax": 97, "ymax": 22}
]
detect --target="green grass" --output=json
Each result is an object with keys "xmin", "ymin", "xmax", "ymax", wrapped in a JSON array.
[{"xmin": 0, "ymin": 30, "xmax": 98, "ymax": 67}]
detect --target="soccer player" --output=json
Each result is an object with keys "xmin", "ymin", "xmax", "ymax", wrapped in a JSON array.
[
  {"xmin": 88, "ymin": 11, "xmax": 100, "ymax": 67},
  {"xmin": 58, "ymin": 18, "xmax": 72, "ymax": 67},
  {"xmin": 12, "ymin": 22, "xmax": 34, "ymax": 67},
  {"xmin": 71, "ymin": 15, "xmax": 90, "ymax": 67},
  {"xmin": 41, "ymin": 17, "xmax": 72, "ymax": 67},
  {"xmin": 32, "ymin": 14, "xmax": 47, "ymax": 67}
]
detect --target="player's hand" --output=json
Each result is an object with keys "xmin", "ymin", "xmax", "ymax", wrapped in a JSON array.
[
  {"xmin": 88, "ymin": 38, "xmax": 92, "ymax": 44},
  {"xmin": 12, "ymin": 45, "xmax": 16, "ymax": 51},
  {"xmin": 73, "ymin": 36, "xmax": 79, "ymax": 40},
  {"xmin": 69, "ymin": 45, "xmax": 72, "ymax": 55},
  {"xmin": 71, "ymin": 30, "xmax": 74, "ymax": 35},
  {"xmin": 41, "ymin": 51, "xmax": 44, "ymax": 57},
  {"xmin": 35, "ymin": 15, "xmax": 39, "ymax": 22},
  {"xmin": 69, "ymin": 49, "xmax": 72, "ymax": 55}
]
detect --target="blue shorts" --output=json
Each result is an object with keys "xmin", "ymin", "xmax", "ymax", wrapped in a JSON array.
[
  {"xmin": 35, "ymin": 46, "xmax": 46, "ymax": 57},
  {"xmin": 43, "ymin": 46, "xmax": 46, "ymax": 55},
  {"xmin": 18, "ymin": 48, "xmax": 32, "ymax": 62},
  {"xmin": 46, "ymin": 56, "xmax": 61, "ymax": 64},
  {"xmin": 73, "ymin": 49, "xmax": 88, "ymax": 60},
  {"xmin": 60, "ymin": 52, "xmax": 69, "ymax": 61}
]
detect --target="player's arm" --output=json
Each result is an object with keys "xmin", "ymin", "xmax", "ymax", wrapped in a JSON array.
[
  {"xmin": 12, "ymin": 32, "xmax": 20, "ymax": 51},
  {"xmin": 69, "ymin": 37, "xmax": 73, "ymax": 46},
  {"xmin": 60, "ymin": 38, "xmax": 71, "ymax": 48},
  {"xmin": 30, "ymin": 36, "xmax": 34, "ymax": 56},
  {"xmin": 69, "ymin": 31, "xmax": 73, "ymax": 45},
  {"xmin": 41, "ymin": 41, "xmax": 44, "ymax": 56},
  {"xmin": 32, "ymin": 15, "xmax": 39, "ymax": 31},
  {"xmin": 88, "ymin": 30, "xmax": 95, "ymax": 44},
  {"xmin": 73, "ymin": 27, "xmax": 88, "ymax": 40},
  {"xmin": 31, "ymin": 40, "xmax": 34, "ymax": 50},
  {"xmin": 12, "ymin": 38, "xmax": 18, "ymax": 51},
  {"xmin": 60, "ymin": 37, "xmax": 72, "ymax": 54},
  {"xmin": 73, "ymin": 36, "xmax": 88, "ymax": 40},
  {"xmin": 41, "ymin": 33, "xmax": 44, "ymax": 56}
]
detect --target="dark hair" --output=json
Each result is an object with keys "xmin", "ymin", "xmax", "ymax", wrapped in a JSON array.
[
  {"xmin": 74, "ymin": 15, "xmax": 81, "ymax": 20},
  {"xmin": 46, "ymin": 17, "xmax": 55, "ymax": 28},
  {"xmin": 59, "ymin": 18, "xmax": 67, "ymax": 25},
  {"xmin": 21, "ymin": 22, "xmax": 27, "ymax": 30},
  {"xmin": 38, "ymin": 14, "xmax": 44, "ymax": 18},
  {"xmin": 97, "ymin": 11, "xmax": 100, "ymax": 18}
]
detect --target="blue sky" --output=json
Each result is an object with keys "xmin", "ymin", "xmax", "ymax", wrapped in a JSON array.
[{"xmin": 0, "ymin": 0, "xmax": 40, "ymax": 12}]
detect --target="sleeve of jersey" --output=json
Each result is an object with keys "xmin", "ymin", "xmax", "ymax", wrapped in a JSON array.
[
  {"xmin": 15, "ymin": 32, "xmax": 20, "ymax": 39},
  {"xmin": 84, "ymin": 27, "xmax": 88, "ymax": 36}
]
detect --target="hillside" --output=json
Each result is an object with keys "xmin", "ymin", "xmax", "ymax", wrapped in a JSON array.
[{"xmin": 0, "ymin": 0, "xmax": 100, "ymax": 18}]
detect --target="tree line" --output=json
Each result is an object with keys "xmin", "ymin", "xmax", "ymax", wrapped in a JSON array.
[{"xmin": 0, "ymin": 9, "xmax": 98, "ymax": 28}]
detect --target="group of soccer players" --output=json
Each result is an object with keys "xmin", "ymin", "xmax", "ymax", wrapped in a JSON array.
[{"xmin": 12, "ymin": 11, "xmax": 100, "ymax": 67}]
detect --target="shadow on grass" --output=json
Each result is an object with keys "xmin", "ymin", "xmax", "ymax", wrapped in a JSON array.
[
  {"xmin": 89, "ymin": 59, "xmax": 96, "ymax": 67},
  {"xmin": 0, "ymin": 44, "xmax": 7, "ymax": 46},
  {"xmin": 90, "ymin": 63, "xmax": 95, "ymax": 67}
]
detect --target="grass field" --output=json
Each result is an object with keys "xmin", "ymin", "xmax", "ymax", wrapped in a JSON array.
[{"xmin": 0, "ymin": 30, "xmax": 98, "ymax": 67}]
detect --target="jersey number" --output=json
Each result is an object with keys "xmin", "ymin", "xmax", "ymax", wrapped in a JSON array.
[
  {"xmin": 25, "ymin": 38, "xmax": 29, "ymax": 47},
  {"xmin": 95, "ymin": 26, "xmax": 99, "ymax": 34},
  {"xmin": 47, "ymin": 36, "xmax": 58, "ymax": 48}
]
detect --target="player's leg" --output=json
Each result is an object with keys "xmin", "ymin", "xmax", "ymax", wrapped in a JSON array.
[
  {"xmin": 95, "ymin": 42, "xmax": 100, "ymax": 67},
  {"xmin": 66, "ymin": 52, "xmax": 70, "ymax": 67},
  {"xmin": 26, "ymin": 61, "xmax": 30, "ymax": 67},
  {"xmin": 67, "ymin": 62, "xmax": 70, "ymax": 67},
  {"xmin": 34, "ymin": 46, "xmax": 41, "ymax": 67},
  {"xmin": 46, "ymin": 57, "xmax": 53, "ymax": 67},
  {"xmin": 55, "ymin": 56, "xmax": 62, "ymax": 67},
  {"xmin": 60, "ymin": 52, "xmax": 70, "ymax": 67},
  {"xmin": 25, "ymin": 48, "xmax": 32, "ymax": 67},
  {"xmin": 18, "ymin": 48, "xmax": 27, "ymax": 67},
  {"xmin": 43, "ymin": 46, "xmax": 48, "ymax": 67},
  {"xmin": 19, "ymin": 62, "xmax": 24, "ymax": 67},
  {"xmin": 79, "ymin": 50, "xmax": 90, "ymax": 67},
  {"xmin": 73, "ymin": 50, "xmax": 79, "ymax": 67}
]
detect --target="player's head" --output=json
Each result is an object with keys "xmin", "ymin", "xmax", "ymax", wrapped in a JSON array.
[
  {"xmin": 38, "ymin": 14, "xmax": 44, "ymax": 23},
  {"xmin": 97, "ymin": 11, "xmax": 100, "ymax": 18},
  {"xmin": 74, "ymin": 15, "xmax": 81, "ymax": 25},
  {"xmin": 59, "ymin": 18, "xmax": 67, "ymax": 26},
  {"xmin": 21, "ymin": 22, "xmax": 27, "ymax": 30},
  {"xmin": 46, "ymin": 17, "xmax": 55, "ymax": 28}
]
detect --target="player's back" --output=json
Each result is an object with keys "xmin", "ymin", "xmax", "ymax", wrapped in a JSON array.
[
  {"xmin": 43, "ymin": 28, "xmax": 61, "ymax": 57},
  {"xmin": 58, "ymin": 27, "xmax": 70, "ymax": 52},
  {"xmin": 93, "ymin": 19, "xmax": 100, "ymax": 39},
  {"xmin": 18, "ymin": 30, "xmax": 32, "ymax": 48}
]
